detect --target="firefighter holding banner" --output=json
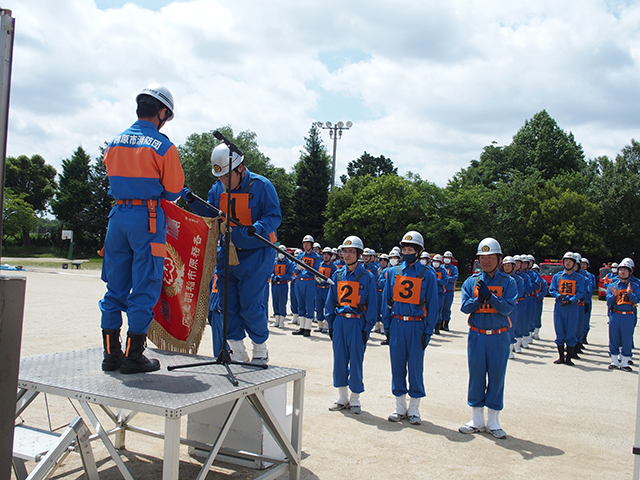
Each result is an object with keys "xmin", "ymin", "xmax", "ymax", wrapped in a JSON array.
[
  {"xmin": 185, "ymin": 143, "xmax": 282, "ymax": 365},
  {"xmin": 100, "ymin": 84, "xmax": 185, "ymax": 374},
  {"xmin": 459, "ymin": 238, "xmax": 517, "ymax": 439},
  {"xmin": 382, "ymin": 231, "xmax": 439, "ymax": 425}
]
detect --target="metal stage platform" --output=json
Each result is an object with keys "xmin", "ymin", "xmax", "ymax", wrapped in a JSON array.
[{"xmin": 16, "ymin": 348, "xmax": 305, "ymax": 480}]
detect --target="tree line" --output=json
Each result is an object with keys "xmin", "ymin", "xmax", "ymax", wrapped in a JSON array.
[{"xmin": 3, "ymin": 110, "xmax": 638, "ymax": 275}]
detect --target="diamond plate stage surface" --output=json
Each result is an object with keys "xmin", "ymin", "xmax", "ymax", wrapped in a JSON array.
[{"xmin": 18, "ymin": 348, "xmax": 305, "ymax": 417}]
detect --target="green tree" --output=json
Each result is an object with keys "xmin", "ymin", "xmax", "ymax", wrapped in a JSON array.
[
  {"xmin": 5, "ymin": 154, "xmax": 57, "ymax": 245},
  {"xmin": 452, "ymin": 111, "xmax": 586, "ymax": 187},
  {"xmin": 85, "ymin": 145, "xmax": 112, "ymax": 254},
  {"xmin": 589, "ymin": 139, "xmax": 640, "ymax": 260},
  {"xmin": 293, "ymin": 125, "xmax": 331, "ymax": 243},
  {"xmin": 339, "ymin": 151, "xmax": 397, "ymax": 184},
  {"xmin": 51, "ymin": 146, "xmax": 93, "ymax": 255},
  {"xmin": 2, "ymin": 190, "xmax": 37, "ymax": 249},
  {"xmin": 179, "ymin": 126, "xmax": 272, "ymax": 200}
]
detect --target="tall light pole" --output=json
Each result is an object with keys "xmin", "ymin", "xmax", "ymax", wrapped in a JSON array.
[{"xmin": 316, "ymin": 120, "xmax": 352, "ymax": 189}]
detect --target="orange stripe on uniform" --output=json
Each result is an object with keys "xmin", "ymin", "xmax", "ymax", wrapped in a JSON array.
[
  {"xmin": 158, "ymin": 145, "xmax": 185, "ymax": 195},
  {"xmin": 104, "ymin": 146, "xmax": 164, "ymax": 179}
]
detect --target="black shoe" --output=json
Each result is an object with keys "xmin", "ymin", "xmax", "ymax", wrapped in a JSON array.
[
  {"xmin": 120, "ymin": 332, "xmax": 160, "ymax": 374},
  {"xmin": 553, "ymin": 344, "xmax": 565, "ymax": 364},
  {"xmin": 303, "ymin": 329, "xmax": 311, "ymax": 337},
  {"xmin": 292, "ymin": 329, "xmax": 305, "ymax": 335},
  {"xmin": 442, "ymin": 321, "xmax": 450, "ymax": 332},
  {"xmin": 629, "ymin": 360, "xmax": 635, "ymax": 366},
  {"xmin": 564, "ymin": 347, "xmax": 575, "ymax": 366},
  {"xmin": 381, "ymin": 339, "xmax": 389, "ymax": 345}
]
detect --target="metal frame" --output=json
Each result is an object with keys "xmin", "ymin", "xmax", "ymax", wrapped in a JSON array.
[{"xmin": 16, "ymin": 348, "xmax": 305, "ymax": 480}]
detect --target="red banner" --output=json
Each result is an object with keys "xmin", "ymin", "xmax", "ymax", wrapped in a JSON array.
[{"xmin": 147, "ymin": 200, "xmax": 218, "ymax": 354}]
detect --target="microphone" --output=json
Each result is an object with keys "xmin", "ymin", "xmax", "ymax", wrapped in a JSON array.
[{"xmin": 213, "ymin": 131, "xmax": 244, "ymax": 157}]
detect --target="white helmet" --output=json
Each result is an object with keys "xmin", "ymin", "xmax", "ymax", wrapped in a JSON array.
[
  {"xmin": 581, "ymin": 257, "xmax": 590, "ymax": 265},
  {"xmin": 332, "ymin": 247, "xmax": 337, "ymax": 254},
  {"xmin": 619, "ymin": 258, "xmax": 635, "ymax": 271},
  {"xmin": 294, "ymin": 248, "xmax": 302, "ymax": 255},
  {"xmin": 520, "ymin": 254, "xmax": 529, "ymax": 263},
  {"xmin": 389, "ymin": 250, "xmax": 400, "ymax": 258},
  {"xmin": 379, "ymin": 253, "xmax": 389, "ymax": 260},
  {"xmin": 502, "ymin": 256, "xmax": 516, "ymax": 265},
  {"xmin": 477, "ymin": 237, "xmax": 502, "ymax": 255},
  {"xmin": 322, "ymin": 246, "xmax": 332, "ymax": 254},
  {"xmin": 527, "ymin": 254, "xmax": 535, "ymax": 263},
  {"xmin": 513, "ymin": 254, "xmax": 523, "ymax": 262},
  {"xmin": 572, "ymin": 252, "xmax": 582, "ymax": 263},
  {"xmin": 302, "ymin": 235, "xmax": 314, "ymax": 243},
  {"xmin": 611, "ymin": 262, "xmax": 619, "ymax": 272},
  {"xmin": 391, "ymin": 246, "xmax": 401, "ymax": 255},
  {"xmin": 562, "ymin": 252, "xmax": 575, "ymax": 264},
  {"xmin": 279, "ymin": 244, "xmax": 286, "ymax": 250},
  {"xmin": 400, "ymin": 231, "xmax": 424, "ymax": 249},
  {"xmin": 313, "ymin": 242, "xmax": 321, "ymax": 250},
  {"xmin": 211, "ymin": 144, "xmax": 243, "ymax": 177},
  {"xmin": 420, "ymin": 251, "xmax": 430, "ymax": 259},
  {"xmin": 444, "ymin": 251, "xmax": 453, "ymax": 258},
  {"xmin": 533, "ymin": 263, "xmax": 540, "ymax": 270},
  {"xmin": 432, "ymin": 254, "xmax": 443, "ymax": 263},
  {"xmin": 341, "ymin": 235, "xmax": 364, "ymax": 252},
  {"xmin": 136, "ymin": 83, "xmax": 174, "ymax": 120}
]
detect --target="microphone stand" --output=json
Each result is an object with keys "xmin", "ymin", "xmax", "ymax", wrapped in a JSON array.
[{"xmin": 168, "ymin": 132, "xmax": 263, "ymax": 386}]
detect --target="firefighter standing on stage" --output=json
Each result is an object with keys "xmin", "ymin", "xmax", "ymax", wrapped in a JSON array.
[
  {"xmin": 293, "ymin": 235, "xmax": 322, "ymax": 337},
  {"xmin": 186, "ymin": 143, "xmax": 282, "ymax": 365},
  {"xmin": 271, "ymin": 245, "xmax": 294, "ymax": 328},
  {"xmin": 607, "ymin": 258, "xmax": 639, "ymax": 371},
  {"xmin": 548, "ymin": 252, "xmax": 585, "ymax": 366},
  {"xmin": 325, "ymin": 236, "xmax": 377, "ymax": 414},
  {"xmin": 459, "ymin": 238, "xmax": 517, "ymax": 439},
  {"xmin": 442, "ymin": 251, "xmax": 458, "ymax": 331},
  {"xmin": 382, "ymin": 231, "xmax": 439, "ymax": 425},
  {"xmin": 100, "ymin": 84, "xmax": 185, "ymax": 375}
]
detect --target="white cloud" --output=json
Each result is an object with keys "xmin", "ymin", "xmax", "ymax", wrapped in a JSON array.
[{"xmin": 7, "ymin": 0, "xmax": 640, "ymax": 187}]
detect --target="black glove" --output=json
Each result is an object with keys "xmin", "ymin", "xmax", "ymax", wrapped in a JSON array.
[
  {"xmin": 329, "ymin": 329, "xmax": 333, "ymax": 340},
  {"xmin": 362, "ymin": 330, "xmax": 368, "ymax": 345},
  {"xmin": 246, "ymin": 225, "xmax": 257, "ymax": 236},
  {"xmin": 421, "ymin": 333, "xmax": 430, "ymax": 350},
  {"xmin": 477, "ymin": 280, "xmax": 491, "ymax": 300}
]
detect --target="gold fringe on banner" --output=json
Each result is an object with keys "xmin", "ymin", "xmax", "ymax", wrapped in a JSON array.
[{"xmin": 148, "ymin": 217, "xmax": 239, "ymax": 354}]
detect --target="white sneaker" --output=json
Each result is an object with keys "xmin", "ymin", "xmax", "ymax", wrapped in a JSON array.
[
  {"xmin": 388, "ymin": 395, "xmax": 407, "ymax": 422},
  {"xmin": 509, "ymin": 344, "xmax": 515, "ymax": 359},
  {"xmin": 521, "ymin": 337, "xmax": 529, "ymax": 348},
  {"xmin": 532, "ymin": 328, "xmax": 540, "ymax": 340},
  {"xmin": 514, "ymin": 338, "xmax": 522, "ymax": 353},
  {"xmin": 228, "ymin": 339, "xmax": 250, "ymax": 363}
]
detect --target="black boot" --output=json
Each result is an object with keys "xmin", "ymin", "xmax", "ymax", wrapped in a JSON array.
[
  {"xmin": 303, "ymin": 329, "xmax": 311, "ymax": 337},
  {"xmin": 565, "ymin": 346, "xmax": 575, "ymax": 366},
  {"xmin": 442, "ymin": 320, "xmax": 450, "ymax": 332},
  {"xmin": 568, "ymin": 345, "xmax": 580, "ymax": 360},
  {"xmin": 292, "ymin": 328, "xmax": 305, "ymax": 335},
  {"xmin": 434, "ymin": 321, "xmax": 441, "ymax": 335},
  {"xmin": 102, "ymin": 329, "xmax": 124, "ymax": 372},
  {"xmin": 120, "ymin": 332, "xmax": 160, "ymax": 374},
  {"xmin": 553, "ymin": 344, "xmax": 565, "ymax": 364}
]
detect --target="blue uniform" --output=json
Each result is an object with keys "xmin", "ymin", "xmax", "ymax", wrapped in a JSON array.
[
  {"xmin": 524, "ymin": 269, "xmax": 540, "ymax": 334},
  {"xmin": 507, "ymin": 272, "xmax": 523, "ymax": 345},
  {"xmin": 189, "ymin": 168, "xmax": 281, "ymax": 352},
  {"xmin": 515, "ymin": 271, "xmax": 531, "ymax": 338},
  {"xmin": 432, "ymin": 266, "xmax": 449, "ymax": 326},
  {"xmin": 607, "ymin": 278, "xmax": 640, "ymax": 357},
  {"xmin": 382, "ymin": 262, "xmax": 439, "ymax": 398},
  {"xmin": 272, "ymin": 258, "xmax": 294, "ymax": 317},
  {"xmin": 535, "ymin": 277, "xmax": 548, "ymax": 330},
  {"xmin": 325, "ymin": 264, "xmax": 377, "ymax": 393},
  {"xmin": 442, "ymin": 262, "xmax": 459, "ymax": 325},
  {"xmin": 316, "ymin": 261, "xmax": 338, "ymax": 322},
  {"xmin": 100, "ymin": 120, "xmax": 185, "ymax": 334},
  {"xmin": 296, "ymin": 250, "xmax": 322, "ymax": 319},
  {"xmin": 581, "ymin": 269, "xmax": 596, "ymax": 342},
  {"xmin": 461, "ymin": 271, "xmax": 517, "ymax": 411},
  {"xmin": 549, "ymin": 270, "xmax": 585, "ymax": 348}
]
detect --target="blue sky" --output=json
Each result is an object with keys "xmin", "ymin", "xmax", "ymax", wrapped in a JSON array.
[{"xmin": 8, "ymin": 0, "xmax": 640, "ymax": 187}]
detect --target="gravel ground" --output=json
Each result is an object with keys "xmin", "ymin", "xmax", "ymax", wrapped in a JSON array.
[{"xmin": 6, "ymin": 267, "xmax": 639, "ymax": 479}]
